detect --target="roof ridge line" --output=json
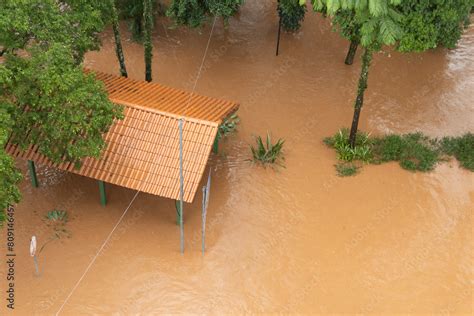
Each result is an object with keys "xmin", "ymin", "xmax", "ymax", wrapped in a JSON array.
[{"xmin": 110, "ymin": 98, "xmax": 218, "ymax": 127}]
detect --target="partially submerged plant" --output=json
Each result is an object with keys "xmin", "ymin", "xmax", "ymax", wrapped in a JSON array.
[
  {"xmin": 324, "ymin": 128, "xmax": 372, "ymax": 162},
  {"xmin": 46, "ymin": 209, "xmax": 68, "ymax": 223},
  {"xmin": 250, "ymin": 133, "xmax": 285, "ymax": 166},
  {"xmin": 44, "ymin": 209, "xmax": 71, "ymax": 240},
  {"xmin": 335, "ymin": 162, "xmax": 359, "ymax": 177},
  {"xmin": 371, "ymin": 133, "xmax": 440, "ymax": 172},
  {"xmin": 440, "ymin": 133, "xmax": 474, "ymax": 171},
  {"xmin": 325, "ymin": 128, "xmax": 474, "ymax": 175},
  {"xmin": 218, "ymin": 113, "xmax": 240, "ymax": 140}
]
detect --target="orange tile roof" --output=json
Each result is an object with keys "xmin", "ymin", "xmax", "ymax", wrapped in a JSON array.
[
  {"xmin": 6, "ymin": 104, "xmax": 218, "ymax": 203},
  {"xmin": 87, "ymin": 69, "xmax": 239, "ymax": 124}
]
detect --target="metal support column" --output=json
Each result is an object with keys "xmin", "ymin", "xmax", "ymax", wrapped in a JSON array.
[
  {"xmin": 175, "ymin": 200, "xmax": 182, "ymax": 225},
  {"xmin": 98, "ymin": 181, "xmax": 107, "ymax": 206},
  {"xmin": 27, "ymin": 160, "xmax": 39, "ymax": 188}
]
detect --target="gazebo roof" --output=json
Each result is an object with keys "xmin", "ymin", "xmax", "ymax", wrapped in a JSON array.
[
  {"xmin": 6, "ymin": 70, "xmax": 239, "ymax": 203},
  {"xmin": 88, "ymin": 69, "xmax": 238, "ymax": 124}
]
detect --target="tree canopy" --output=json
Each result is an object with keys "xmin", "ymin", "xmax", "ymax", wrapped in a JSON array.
[
  {"xmin": 278, "ymin": 0, "xmax": 307, "ymax": 32},
  {"xmin": 0, "ymin": 0, "xmax": 123, "ymax": 221},
  {"xmin": 167, "ymin": 0, "xmax": 244, "ymax": 27},
  {"xmin": 313, "ymin": 0, "xmax": 403, "ymax": 49},
  {"xmin": 0, "ymin": 107, "xmax": 21, "ymax": 223},
  {"xmin": 0, "ymin": 0, "xmax": 106, "ymax": 63},
  {"xmin": 398, "ymin": 0, "xmax": 473, "ymax": 52}
]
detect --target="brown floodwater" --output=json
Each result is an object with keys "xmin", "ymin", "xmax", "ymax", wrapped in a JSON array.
[{"xmin": 1, "ymin": 2, "xmax": 473, "ymax": 314}]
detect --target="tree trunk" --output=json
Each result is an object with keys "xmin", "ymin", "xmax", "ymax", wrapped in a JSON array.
[
  {"xmin": 143, "ymin": 0, "xmax": 153, "ymax": 82},
  {"xmin": 349, "ymin": 47, "xmax": 372, "ymax": 148},
  {"xmin": 110, "ymin": 0, "xmax": 128, "ymax": 77},
  {"xmin": 344, "ymin": 40, "xmax": 358, "ymax": 65}
]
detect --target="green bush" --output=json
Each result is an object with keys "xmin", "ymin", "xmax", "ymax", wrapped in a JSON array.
[
  {"xmin": 441, "ymin": 133, "xmax": 474, "ymax": 171},
  {"xmin": 324, "ymin": 129, "xmax": 474, "ymax": 175},
  {"xmin": 372, "ymin": 133, "xmax": 440, "ymax": 172},
  {"xmin": 324, "ymin": 128, "xmax": 372, "ymax": 162},
  {"xmin": 46, "ymin": 209, "xmax": 68, "ymax": 223},
  {"xmin": 250, "ymin": 133, "xmax": 285, "ymax": 166},
  {"xmin": 335, "ymin": 162, "xmax": 359, "ymax": 177},
  {"xmin": 218, "ymin": 113, "xmax": 240, "ymax": 140},
  {"xmin": 278, "ymin": 0, "xmax": 306, "ymax": 32}
]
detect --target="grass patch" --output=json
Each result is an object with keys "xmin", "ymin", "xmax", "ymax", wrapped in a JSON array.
[
  {"xmin": 325, "ymin": 129, "xmax": 474, "ymax": 175},
  {"xmin": 371, "ymin": 133, "xmax": 440, "ymax": 172},
  {"xmin": 335, "ymin": 162, "xmax": 359, "ymax": 177},
  {"xmin": 250, "ymin": 133, "xmax": 285, "ymax": 166},
  {"xmin": 440, "ymin": 133, "xmax": 474, "ymax": 171}
]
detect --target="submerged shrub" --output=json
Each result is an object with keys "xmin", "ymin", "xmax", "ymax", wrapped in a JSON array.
[
  {"xmin": 372, "ymin": 133, "xmax": 440, "ymax": 172},
  {"xmin": 324, "ymin": 129, "xmax": 474, "ymax": 175},
  {"xmin": 46, "ymin": 209, "xmax": 68, "ymax": 223},
  {"xmin": 218, "ymin": 113, "xmax": 240, "ymax": 139},
  {"xmin": 335, "ymin": 162, "xmax": 359, "ymax": 177},
  {"xmin": 324, "ymin": 128, "xmax": 372, "ymax": 162},
  {"xmin": 440, "ymin": 133, "xmax": 474, "ymax": 171},
  {"xmin": 250, "ymin": 133, "xmax": 285, "ymax": 166}
]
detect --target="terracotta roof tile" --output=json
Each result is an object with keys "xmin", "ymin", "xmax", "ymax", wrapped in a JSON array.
[{"xmin": 86, "ymin": 69, "xmax": 239, "ymax": 124}]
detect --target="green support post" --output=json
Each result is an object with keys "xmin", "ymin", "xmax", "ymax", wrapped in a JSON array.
[
  {"xmin": 98, "ymin": 181, "xmax": 107, "ymax": 206},
  {"xmin": 212, "ymin": 136, "xmax": 219, "ymax": 154},
  {"xmin": 27, "ymin": 160, "xmax": 39, "ymax": 188},
  {"xmin": 175, "ymin": 200, "xmax": 182, "ymax": 225}
]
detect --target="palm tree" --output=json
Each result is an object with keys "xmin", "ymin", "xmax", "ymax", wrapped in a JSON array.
[{"xmin": 313, "ymin": 0, "xmax": 403, "ymax": 147}]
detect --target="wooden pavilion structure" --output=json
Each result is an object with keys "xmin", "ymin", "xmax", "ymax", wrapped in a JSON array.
[{"xmin": 6, "ymin": 70, "xmax": 239, "ymax": 208}]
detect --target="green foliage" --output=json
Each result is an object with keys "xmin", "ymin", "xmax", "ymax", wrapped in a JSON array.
[
  {"xmin": 44, "ymin": 209, "xmax": 71, "ymax": 239},
  {"xmin": 250, "ymin": 133, "xmax": 285, "ymax": 166},
  {"xmin": 217, "ymin": 113, "xmax": 240, "ymax": 139},
  {"xmin": 332, "ymin": 10, "xmax": 360, "ymax": 41},
  {"xmin": 441, "ymin": 133, "xmax": 474, "ymax": 171},
  {"xmin": 117, "ymin": 0, "xmax": 162, "ymax": 41},
  {"xmin": 324, "ymin": 128, "xmax": 372, "ymax": 162},
  {"xmin": 398, "ymin": 0, "xmax": 472, "ymax": 52},
  {"xmin": 371, "ymin": 133, "xmax": 440, "ymax": 171},
  {"xmin": 335, "ymin": 162, "xmax": 359, "ymax": 176},
  {"xmin": 167, "ymin": 0, "xmax": 244, "ymax": 28},
  {"xmin": 324, "ymin": 129, "xmax": 474, "ymax": 174},
  {"xmin": 0, "ymin": 0, "xmax": 106, "ymax": 63},
  {"xmin": 312, "ymin": 0, "xmax": 403, "ymax": 49},
  {"xmin": 167, "ymin": 0, "xmax": 207, "ymax": 28},
  {"xmin": 278, "ymin": 0, "xmax": 307, "ymax": 32},
  {"xmin": 207, "ymin": 0, "xmax": 244, "ymax": 21},
  {"xmin": 1, "ymin": 44, "xmax": 124, "ymax": 168},
  {"xmin": 46, "ymin": 210, "xmax": 68, "ymax": 223},
  {"xmin": 0, "ymin": 108, "xmax": 22, "ymax": 224},
  {"xmin": 327, "ymin": 130, "xmax": 474, "ymax": 174}
]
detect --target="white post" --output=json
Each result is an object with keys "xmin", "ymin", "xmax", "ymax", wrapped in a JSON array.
[
  {"xmin": 179, "ymin": 119, "xmax": 185, "ymax": 254},
  {"xmin": 30, "ymin": 236, "xmax": 39, "ymax": 276}
]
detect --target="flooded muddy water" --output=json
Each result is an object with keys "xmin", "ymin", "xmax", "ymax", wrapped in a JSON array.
[{"xmin": 1, "ymin": 2, "xmax": 473, "ymax": 314}]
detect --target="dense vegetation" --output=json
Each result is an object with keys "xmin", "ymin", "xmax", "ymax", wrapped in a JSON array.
[
  {"xmin": 312, "ymin": 0, "xmax": 472, "ymax": 149},
  {"xmin": 325, "ymin": 129, "xmax": 474, "ymax": 176},
  {"xmin": 167, "ymin": 0, "xmax": 244, "ymax": 27},
  {"xmin": 398, "ymin": 0, "xmax": 473, "ymax": 51},
  {"xmin": 278, "ymin": 0, "xmax": 307, "ymax": 32}
]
